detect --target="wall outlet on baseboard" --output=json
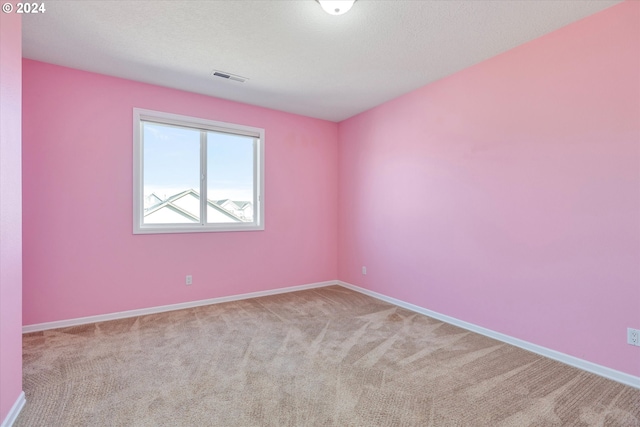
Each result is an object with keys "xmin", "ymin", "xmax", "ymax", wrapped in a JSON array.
[
  {"xmin": 362, "ymin": 266, "xmax": 367, "ymax": 275},
  {"xmin": 186, "ymin": 275, "xmax": 192, "ymax": 286},
  {"xmin": 628, "ymin": 328, "xmax": 639, "ymax": 346}
]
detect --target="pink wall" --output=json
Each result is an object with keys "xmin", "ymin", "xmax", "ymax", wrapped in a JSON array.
[
  {"xmin": 0, "ymin": 3, "xmax": 23, "ymax": 423},
  {"xmin": 22, "ymin": 60, "xmax": 338, "ymax": 325},
  {"xmin": 338, "ymin": 1, "xmax": 640, "ymax": 377}
]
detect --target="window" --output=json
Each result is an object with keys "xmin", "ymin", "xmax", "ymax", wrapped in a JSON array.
[{"xmin": 133, "ymin": 108, "xmax": 264, "ymax": 234}]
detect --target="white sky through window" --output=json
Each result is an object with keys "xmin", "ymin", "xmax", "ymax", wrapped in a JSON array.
[{"xmin": 143, "ymin": 122, "xmax": 254, "ymax": 202}]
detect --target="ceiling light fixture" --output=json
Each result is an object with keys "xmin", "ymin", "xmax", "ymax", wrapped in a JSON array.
[{"xmin": 316, "ymin": 0, "xmax": 356, "ymax": 16}]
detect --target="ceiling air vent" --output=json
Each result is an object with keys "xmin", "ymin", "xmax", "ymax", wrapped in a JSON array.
[{"xmin": 211, "ymin": 70, "xmax": 248, "ymax": 83}]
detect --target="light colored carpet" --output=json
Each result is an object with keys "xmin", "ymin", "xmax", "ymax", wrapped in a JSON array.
[{"xmin": 17, "ymin": 286, "xmax": 640, "ymax": 426}]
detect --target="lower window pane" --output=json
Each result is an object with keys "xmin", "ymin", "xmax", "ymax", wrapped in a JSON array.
[
  {"xmin": 207, "ymin": 132, "xmax": 255, "ymax": 223},
  {"xmin": 142, "ymin": 122, "xmax": 201, "ymax": 224}
]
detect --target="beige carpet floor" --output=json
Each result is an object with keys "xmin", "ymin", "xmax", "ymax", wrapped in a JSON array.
[{"xmin": 16, "ymin": 286, "xmax": 640, "ymax": 426}]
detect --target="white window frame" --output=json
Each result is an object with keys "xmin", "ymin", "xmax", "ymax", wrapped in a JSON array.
[{"xmin": 133, "ymin": 108, "xmax": 264, "ymax": 234}]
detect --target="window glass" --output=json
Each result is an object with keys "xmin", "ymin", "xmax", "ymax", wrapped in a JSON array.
[
  {"xmin": 133, "ymin": 108, "xmax": 264, "ymax": 234},
  {"xmin": 143, "ymin": 122, "xmax": 201, "ymax": 223},
  {"xmin": 207, "ymin": 132, "xmax": 255, "ymax": 224}
]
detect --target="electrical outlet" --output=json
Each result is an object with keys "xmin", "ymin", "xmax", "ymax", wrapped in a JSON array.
[
  {"xmin": 186, "ymin": 275, "xmax": 192, "ymax": 286},
  {"xmin": 628, "ymin": 328, "xmax": 640, "ymax": 346},
  {"xmin": 362, "ymin": 266, "xmax": 367, "ymax": 275}
]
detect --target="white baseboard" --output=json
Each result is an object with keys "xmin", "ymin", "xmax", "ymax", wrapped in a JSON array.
[
  {"xmin": 337, "ymin": 281, "xmax": 640, "ymax": 390},
  {"xmin": 1, "ymin": 391, "xmax": 25, "ymax": 427},
  {"xmin": 22, "ymin": 280, "xmax": 335, "ymax": 333}
]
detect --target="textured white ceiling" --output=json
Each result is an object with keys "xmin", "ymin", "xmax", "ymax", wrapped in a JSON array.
[{"xmin": 22, "ymin": 0, "xmax": 621, "ymax": 122}]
